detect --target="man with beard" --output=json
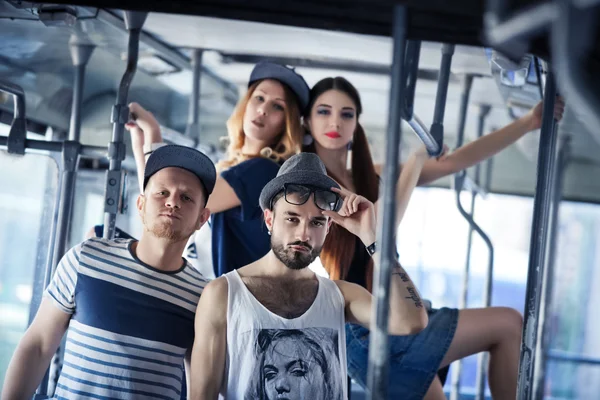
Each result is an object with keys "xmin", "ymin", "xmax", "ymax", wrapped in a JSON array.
[
  {"xmin": 2, "ymin": 145, "xmax": 215, "ymax": 400},
  {"xmin": 190, "ymin": 153, "xmax": 429, "ymax": 400}
]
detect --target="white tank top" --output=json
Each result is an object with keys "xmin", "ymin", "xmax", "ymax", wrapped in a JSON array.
[{"xmin": 221, "ymin": 270, "xmax": 348, "ymax": 400}]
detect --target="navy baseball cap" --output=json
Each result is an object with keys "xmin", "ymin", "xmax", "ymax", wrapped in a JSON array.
[
  {"xmin": 143, "ymin": 145, "xmax": 217, "ymax": 197},
  {"xmin": 249, "ymin": 61, "xmax": 310, "ymax": 110}
]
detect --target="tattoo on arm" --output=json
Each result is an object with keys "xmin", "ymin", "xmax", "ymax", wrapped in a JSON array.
[
  {"xmin": 391, "ymin": 264, "xmax": 410, "ymax": 283},
  {"xmin": 392, "ymin": 270, "xmax": 410, "ymax": 283},
  {"xmin": 392, "ymin": 265, "xmax": 423, "ymax": 308},
  {"xmin": 405, "ymin": 287, "xmax": 423, "ymax": 308}
]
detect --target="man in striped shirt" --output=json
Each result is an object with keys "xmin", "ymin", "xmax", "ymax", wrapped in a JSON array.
[{"xmin": 2, "ymin": 145, "xmax": 216, "ymax": 400}]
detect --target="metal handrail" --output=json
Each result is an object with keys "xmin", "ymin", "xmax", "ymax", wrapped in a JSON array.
[
  {"xmin": 103, "ymin": 11, "xmax": 147, "ymax": 239},
  {"xmin": 366, "ymin": 6, "xmax": 407, "ymax": 400}
]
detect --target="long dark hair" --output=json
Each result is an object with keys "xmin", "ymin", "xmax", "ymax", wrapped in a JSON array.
[{"xmin": 304, "ymin": 77, "xmax": 379, "ymax": 290}]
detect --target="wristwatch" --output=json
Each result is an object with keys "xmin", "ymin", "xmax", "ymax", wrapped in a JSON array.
[
  {"xmin": 144, "ymin": 142, "xmax": 167, "ymax": 159},
  {"xmin": 366, "ymin": 242, "xmax": 377, "ymax": 256}
]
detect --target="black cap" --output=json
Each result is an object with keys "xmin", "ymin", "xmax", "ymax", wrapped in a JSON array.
[
  {"xmin": 249, "ymin": 61, "xmax": 310, "ymax": 110},
  {"xmin": 143, "ymin": 145, "xmax": 217, "ymax": 196}
]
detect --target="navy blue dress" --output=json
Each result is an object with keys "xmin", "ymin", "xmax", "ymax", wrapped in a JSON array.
[{"xmin": 210, "ymin": 157, "xmax": 280, "ymax": 277}]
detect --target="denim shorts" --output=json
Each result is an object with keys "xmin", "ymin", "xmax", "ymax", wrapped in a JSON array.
[{"xmin": 346, "ymin": 307, "xmax": 459, "ymax": 399}]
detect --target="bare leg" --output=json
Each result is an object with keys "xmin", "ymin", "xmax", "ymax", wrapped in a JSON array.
[
  {"xmin": 423, "ymin": 376, "xmax": 446, "ymax": 400},
  {"xmin": 439, "ymin": 307, "xmax": 522, "ymax": 400}
]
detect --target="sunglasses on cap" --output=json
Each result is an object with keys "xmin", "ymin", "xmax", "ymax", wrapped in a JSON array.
[{"xmin": 271, "ymin": 183, "xmax": 341, "ymax": 211}]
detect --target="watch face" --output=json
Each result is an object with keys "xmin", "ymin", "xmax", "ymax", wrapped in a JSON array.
[{"xmin": 367, "ymin": 243, "xmax": 376, "ymax": 255}]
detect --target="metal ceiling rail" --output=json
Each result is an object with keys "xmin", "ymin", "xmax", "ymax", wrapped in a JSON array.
[
  {"xmin": 484, "ymin": 0, "xmax": 558, "ymax": 59},
  {"xmin": 484, "ymin": 0, "xmax": 600, "ymax": 133},
  {"xmin": 0, "ymin": 136, "xmax": 106, "ymax": 158},
  {"xmin": 0, "ymin": 80, "xmax": 27, "ymax": 155},
  {"xmin": 96, "ymin": 9, "xmax": 239, "ymax": 105},
  {"xmin": 0, "ymin": 78, "xmax": 106, "ymax": 160},
  {"xmin": 401, "ymin": 40, "xmax": 447, "ymax": 157}
]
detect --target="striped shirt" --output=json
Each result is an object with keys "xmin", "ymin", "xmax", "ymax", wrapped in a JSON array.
[{"xmin": 45, "ymin": 238, "xmax": 208, "ymax": 399}]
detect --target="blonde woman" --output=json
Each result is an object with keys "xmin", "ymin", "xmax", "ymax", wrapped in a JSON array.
[{"xmin": 126, "ymin": 62, "xmax": 310, "ymax": 277}]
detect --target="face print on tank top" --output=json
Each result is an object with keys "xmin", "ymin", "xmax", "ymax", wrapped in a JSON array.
[{"xmin": 243, "ymin": 328, "xmax": 344, "ymax": 400}]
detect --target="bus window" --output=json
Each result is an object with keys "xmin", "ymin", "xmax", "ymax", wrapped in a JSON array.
[
  {"xmin": 0, "ymin": 125, "xmax": 59, "ymax": 389},
  {"xmin": 68, "ymin": 168, "xmax": 143, "ymax": 247}
]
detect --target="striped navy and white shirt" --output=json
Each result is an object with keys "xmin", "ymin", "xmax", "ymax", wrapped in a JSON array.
[{"xmin": 45, "ymin": 237, "xmax": 208, "ymax": 399}]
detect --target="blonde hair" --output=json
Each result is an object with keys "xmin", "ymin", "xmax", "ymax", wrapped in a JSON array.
[{"xmin": 217, "ymin": 80, "xmax": 303, "ymax": 171}]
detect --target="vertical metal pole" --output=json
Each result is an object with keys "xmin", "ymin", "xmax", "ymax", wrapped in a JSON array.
[
  {"xmin": 429, "ymin": 44, "xmax": 454, "ymax": 155},
  {"xmin": 46, "ymin": 41, "xmax": 94, "ymax": 286},
  {"xmin": 533, "ymin": 136, "xmax": 570, "ymax": 400},
  {"xmin": 432, "ymin": 44, "xmax": 455, "ymax": 127},
  {"xmin": 35, "ymin": 41, "xmax": 94, "ymax": 399},
  {"xmin": 456, "ymin": 189, "xmax": 476, "ymax": 391},
  {"xmin": 186, "ymin": 49, "xmax": 203, "ymax": 143},
  {"xmin": 474, "ymin": 105, "xmax": 492, "ymax": 400},
  {"xmin": 450, "ymin": 73, "xmax": 474, "ymax": 400},
  {"xmin": 401, "ymin": 40, "xmax": 421, "ymax": 120},
  {"xmin": 485, "ymin": 155, "xmax": 494, "ymax": 193},
  {"xmin": 366, "ymin": 6, "xmax": 406, "ymax": 400},
  {"xmin": 68, "ymin": 39, "xmax": 95, "ymax": 141},
  {"xmin": 103, "ymin": 12, "xmax": 147, "ymax": 239},
  {"xmin": 37, "ymin": 144, "xmax": 77, "ymax": 398},
  {"xmin": 455, "ymin": 75, "xmax": 474, "ymax": 149},
  {"xmin": 28, "ymin": 154, "xmax": 60, "ymax": 328},
  {"xmin": 517, "ymin": 69, "xmax": 558, "ymax": 400}
]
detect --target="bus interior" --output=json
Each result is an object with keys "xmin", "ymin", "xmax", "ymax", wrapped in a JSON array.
[{"xmin": 1, "ymin": 0, "xmax": 600, "ymax": 398}]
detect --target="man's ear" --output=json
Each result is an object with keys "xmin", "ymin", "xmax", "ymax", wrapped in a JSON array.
[
  {"xmin": 264, "ymin": 208, "xmax": 275, "ymax": 233},
  {"xmin": 326, "ymin": 217, "xmax": 334, "ymax": 233},
  {"xmin": 137, "ymin": 194, "xmax": 145, "ymax": 217},
  {"xmin": 195, "ymin": 207, "xmax": 211, "ymax": 230}
]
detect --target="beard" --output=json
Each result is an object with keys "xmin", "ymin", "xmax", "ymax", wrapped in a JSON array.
[
  {"xmin": 149, "ymin": 220, "xmax": 185, "ymax": 242},
  {"xmin": 271, "ymin": 238, "xmax": 322, "ymax": 270},
  {"xmin": 142, "ymin": 208, "xmax": 194, "ymax": 243}
]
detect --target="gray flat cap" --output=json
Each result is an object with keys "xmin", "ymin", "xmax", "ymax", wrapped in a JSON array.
[{"xmin": 259, "ymin": 153, "xmax": 340, "ymax": 211}]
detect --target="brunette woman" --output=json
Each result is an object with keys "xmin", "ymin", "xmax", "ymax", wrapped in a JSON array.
[{"xmin": 303, "ymin": 76, "xmax": 564, "ymax": 399}]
